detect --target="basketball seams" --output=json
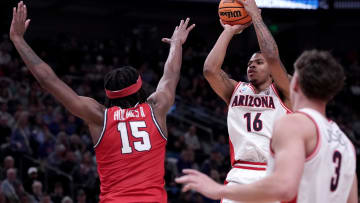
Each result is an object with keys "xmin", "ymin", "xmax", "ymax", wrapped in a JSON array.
[{"xmin": 221, "ymin": 15, "xmax": 250, "ymax": 23}]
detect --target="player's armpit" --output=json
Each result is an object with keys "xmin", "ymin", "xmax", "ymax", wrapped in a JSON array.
[
  {"xmin": 203, "ymin": 69, "xmax": 238, "ymax": 105},
  {"xmin": 147, "ymin": 91, "xmax": 169, "ymax": 138}
]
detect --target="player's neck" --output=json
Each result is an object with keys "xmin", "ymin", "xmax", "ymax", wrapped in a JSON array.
[
  {"xmin": 294, "ymin": 97, "xmax": 327, "ymax": 117},
  {"xmin": 251, "ymin": 80, "xmax": 272, "ymax": 93}
]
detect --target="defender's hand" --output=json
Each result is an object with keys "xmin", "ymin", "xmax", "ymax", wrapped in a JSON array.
[
  {"xmin": 162, "ymin": 18, "xmax": 196, "ymax": 45},
  {"xmin": 10, "ymin": 1, "xmax": 31, "ymax": 42}
]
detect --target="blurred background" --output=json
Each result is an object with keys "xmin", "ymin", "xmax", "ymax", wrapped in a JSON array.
[{"xmin": 0, "ymin": 0, "xmax": 359, "ymax": 202}]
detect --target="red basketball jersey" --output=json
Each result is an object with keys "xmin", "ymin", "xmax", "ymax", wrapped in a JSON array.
[{"xmin": 94, "ymin": 103, "xmax": 167, "ymax": 203}]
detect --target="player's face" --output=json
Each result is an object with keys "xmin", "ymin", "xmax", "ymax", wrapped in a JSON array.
[{"xmin": 247, "ymin": 53, "xmax": 271, "ymax": 85}]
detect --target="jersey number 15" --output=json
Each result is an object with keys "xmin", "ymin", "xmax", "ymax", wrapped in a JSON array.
[{"xmin": 118, "ymin": 121, "xmax": 151, "ymax": 154}]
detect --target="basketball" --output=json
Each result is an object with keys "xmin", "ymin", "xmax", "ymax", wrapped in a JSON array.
[{"xmin": 218, "ymin": 0, "xmax": 252, "ymax": 25}]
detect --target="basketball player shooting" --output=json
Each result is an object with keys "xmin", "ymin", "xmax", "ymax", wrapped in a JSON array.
[
  {"xmin": 10, "ymin": 2, "xmax": 195, "ymax": 202},
  {"xmin": 203, "ymin": 0, "xmax": 291, "ymax": 202},
  {"xmin": 176, "ymin": 50, "xmax": 358, "ymax": 203}
]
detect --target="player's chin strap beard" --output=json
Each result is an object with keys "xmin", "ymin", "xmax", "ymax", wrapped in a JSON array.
[{"xmin": 105, "ymin": 76, "xmax": 143, "ymax": 99}]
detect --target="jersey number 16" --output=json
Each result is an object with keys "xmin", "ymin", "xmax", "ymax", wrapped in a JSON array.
[{"xmin": 244, "ymin": 112, "xmax": 263, "ymax": 132}]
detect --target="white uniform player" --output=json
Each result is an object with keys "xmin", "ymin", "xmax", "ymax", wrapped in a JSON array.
[
  {"xmin": 199, "ymin": 1, "xmax": 292, "ymax": 202},
  {"xmin": 224, "ymin": 82, "xmax": 290, "ymax": 203},
  {"xmin": 267, "ymin": 108, "xmax": 356, "ymax": 203},
  {"xmin": 175, "ymin": 50, "xmax": 357, "ymax": 203}
]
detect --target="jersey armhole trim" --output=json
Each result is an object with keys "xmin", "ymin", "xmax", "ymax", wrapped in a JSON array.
[
  {"xmin": 228, "ymin": 81, "xmax": 242, "ymax": 108},
  {"xmin": 148, "ymin": 104, "xmax": 167, "ymax": 141},
  {"xmin": 248, "ymin": 83, "xmax": 256, "ymax": 94},
  {"xmin": 296, "ymin": 111, "xmax": 321, "ymax": 162},
  {"xmin": 271, "ymin": 84, "xmax": 292, "ymax": 113},
  {"xmin": 94, "ymin": 109, "xmax": 108, "ymax": 149}
]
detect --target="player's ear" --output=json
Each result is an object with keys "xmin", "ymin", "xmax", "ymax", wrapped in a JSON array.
[{"xmin": 291, "ymin": 73, "xmax": 300, "ymax": 93}]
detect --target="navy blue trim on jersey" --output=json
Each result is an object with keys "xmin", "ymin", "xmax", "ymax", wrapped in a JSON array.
[
  {"xmin": 148, "ymin": 104, "xmax": 167, "ymax": 141},
  {"xmin": 94, "ymin": 109, "xmax": 108, "ymax": 148}
]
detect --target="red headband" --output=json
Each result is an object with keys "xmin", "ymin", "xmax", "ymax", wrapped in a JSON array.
[{"xmin": 105, "ymin": 76, "xmax": 142, "ymax": 99}]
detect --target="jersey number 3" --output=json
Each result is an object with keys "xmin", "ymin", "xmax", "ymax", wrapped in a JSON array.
[
  {"xmin": 118, "ymin": 121, "xmax": 151, "ymax": 154},
  {"xmin": 330, "ymin": 151, "xmax": 342, "ymax": 192}
]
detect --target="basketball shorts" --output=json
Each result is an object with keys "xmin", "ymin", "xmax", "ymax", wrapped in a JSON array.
[{"xmin": 221, "ymin": 160, "xmax": 276, "ymax": 203}]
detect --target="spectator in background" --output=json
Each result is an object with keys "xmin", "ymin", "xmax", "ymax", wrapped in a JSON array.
[
  {"xmin": 1, "ymin": 168, "xmax": 22, "ymax": 203},
  {"xmin": 60, "ymin": 150, "xmax": 78, "ymax": 174},
  {"xmin": 69, "ymin": 134, "xmax": 85, "ymax": 160},
  {"xmin": 29, "ymin": 180, "xmax": 43, "ymax": 203},
  {"xmin": 184, "ymin": 125, "xmax": 201, "ymax": 151},
  {"xmin": 1, "ymin": 156, "xmax": 15, "ymax": 179},
  {"xmin": 0, "ymin": 49, "xmax": 11, "ymax": 65},
  {"xmin": 38, "ymin": 129, "xmax": 56, "ymax": 159},
  {"xmin": 76, "ymin": 189, "xmax": 86, "ymax": 203},
  {"xmin": 0, "ymin": 102, "xmax": 15, "ymax": 128},
  {"xmin": 47, "ymin": 144, "xmax": 66, "ymax": 168},
  {"xmin": 0, "ymin": 111, "xmax": 12, "ymax": 150},
  {"xmin": 177, "ymin": 148, "xmax": 199, "ymax": 174},
  {"xmin": 19, "ymin": 192, "xmax": 32, "ymax": 203},
  {"xmin": 213, "ymin": 135, "xmax": 229, "ymax": 158},
  {"xmin": 24, "ymin": 167, "xmax": 43, "ymax": 195},
  {"xmin": 200, "ymin": 148, "xmax": 226, "ymax": 176},
  {"xmin": 65, "ymin": 115, "xmax": 78, "ymax": 135},
  {"xmin": 61, "ymin": 196, "xmax": 73, "ymax": 203},
  {"xmin": 11, "ymin": 111, "xmax": 33, "ymax": 154},
  {"xmin": 40, "ymin": 194, "xmax": 53, "ymax": 203},
  {"xmin": 72, "ymin": 151, "xmax": 97, "ymax": 195},
  {"xmin": 50, "ymin": 182, "xmax": 64, "ymax": 203},
  {"xmin": 0, "ymin": 78, "xmax": 14, "ymax": 103}
]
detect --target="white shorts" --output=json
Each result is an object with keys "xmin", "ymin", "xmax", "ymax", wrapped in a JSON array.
[{"xmin": 221, "ymin": 161, "xmax": 276, "ymax": 203}]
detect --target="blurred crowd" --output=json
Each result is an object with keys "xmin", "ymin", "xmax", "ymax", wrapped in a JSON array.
[{"xmin": 0, "ymin": 22, "xmax": 359, "ymax": 203}]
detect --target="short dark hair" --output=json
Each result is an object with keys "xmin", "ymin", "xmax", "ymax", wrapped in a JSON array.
[
  {"xmin": 294, "ymin": 50, "xmax": 345, "ymax": 101},
  {"xmin": 104, "ymin": 66, "xmax": 147, "ymax": 108}
]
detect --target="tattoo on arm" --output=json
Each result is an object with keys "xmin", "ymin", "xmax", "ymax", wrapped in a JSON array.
[
  {"xmin": 252, "ymin": 15, "xmax": 279, "ymax": 58},
  {"xmin": 16, "ymin": 40, "xmax": 44, "ymax": 66}
]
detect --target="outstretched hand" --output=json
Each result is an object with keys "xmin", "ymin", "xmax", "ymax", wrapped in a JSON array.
[
  {"xmin": 10, "ymin": 1, "xmax": 31, "ymax": 41},
  {"xmin": 220, "ymin": 20, "xmax": 252, "ymax": 35},
  {"xmin": 175, "ymin": 169, "xmax": 224, "ymax": 200},
  {"xmin": 162, "ymin": 18, "xmax": 195, "ymax": 45}
]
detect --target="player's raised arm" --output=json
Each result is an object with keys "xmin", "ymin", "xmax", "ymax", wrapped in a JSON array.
[
  {"xmin": 10, "ymin": 2, "xmax": 103, "ymax": 125},
  {"xmin": 203, "ymin": 21, "xmax": 250, "ymax": 105},
  {"xmin": 238, "ymin": 0, "xmax": 291, "ymax": 108},
  {"xmin": 147, "ymin": 18, "xmax": 195, "ymax": 120}
]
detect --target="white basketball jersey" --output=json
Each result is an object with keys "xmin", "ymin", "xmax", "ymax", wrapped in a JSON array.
[
  {"xmin": 267, "ymin": 108, "xmax": 356, "ymax": 203},
  {"xmin": 227, "ymin": 82, "xmax": 290, "ymax": 164}
]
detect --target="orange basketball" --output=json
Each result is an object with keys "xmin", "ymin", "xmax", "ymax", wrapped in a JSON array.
[{"xmin": 218, "ymin": 0, "xmax": 252, "ymax": 25}]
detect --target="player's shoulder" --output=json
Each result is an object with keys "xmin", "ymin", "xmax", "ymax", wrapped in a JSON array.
[{"xmin": 273, "ymin": 113, "xmax": 317, "ymax": 139}]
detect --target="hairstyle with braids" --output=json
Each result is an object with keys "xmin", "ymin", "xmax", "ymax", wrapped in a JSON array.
[{"xmin": 104, "ymin": 66, "xmax": 147, "ymax": 109}]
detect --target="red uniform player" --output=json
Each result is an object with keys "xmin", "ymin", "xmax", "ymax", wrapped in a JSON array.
[{"xmin": 10, "ymin": 2, "xmax": 195, "ymax": 202}]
